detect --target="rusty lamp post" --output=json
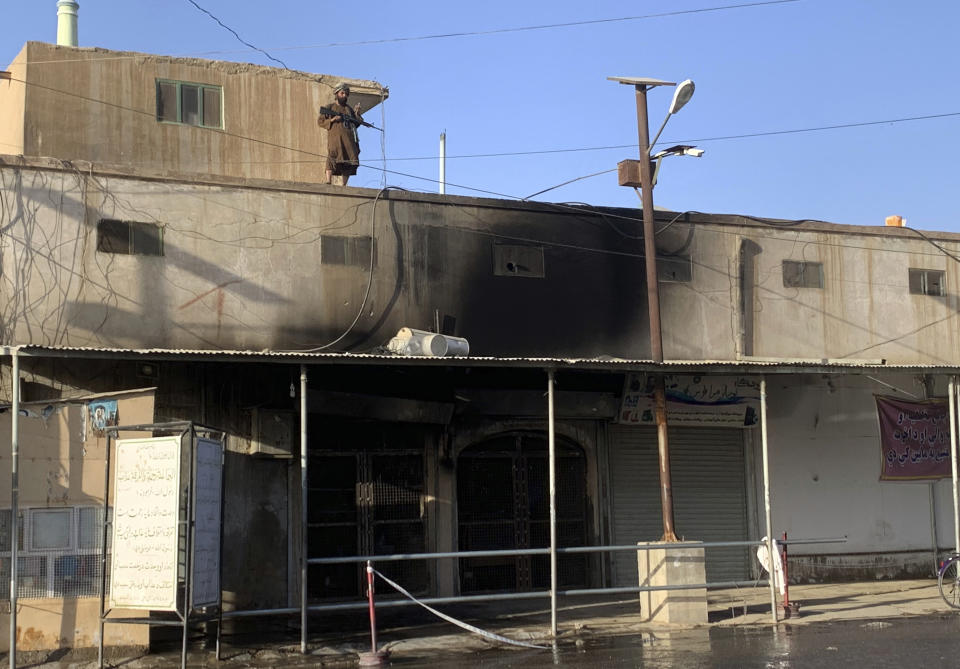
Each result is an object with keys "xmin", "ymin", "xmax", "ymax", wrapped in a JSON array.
[{"xmin": 608, "ymin": 76, "xmax": 697, "ymax": 542}]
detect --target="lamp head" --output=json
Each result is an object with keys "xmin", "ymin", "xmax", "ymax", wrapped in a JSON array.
[{"xmin": 668, "ymin": 79, "xmax": 695, "ymax": 115}]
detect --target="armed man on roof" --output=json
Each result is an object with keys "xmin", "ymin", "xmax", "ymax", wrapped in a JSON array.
[{"xmin": 318, "ymin": 83, "xmax": 365, "ymax": 186}]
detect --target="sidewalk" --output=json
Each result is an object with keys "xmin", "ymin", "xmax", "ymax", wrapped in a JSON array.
[
  {"xmin": 709, "ymin": 578, "xmax": 945, "ymax": 626},
  {"xmin": 7, "ymin": 579, "xmax": 954, "ymax": 668}
]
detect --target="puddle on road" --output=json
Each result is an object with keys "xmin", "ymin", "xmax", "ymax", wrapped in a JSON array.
[
  {"xmin": 388, "ymin": 618, "xmax": 950, "ymax": 668},
  {"xmin": 388, "ymin": 626, "xmax": 780, "ymax": 668}
]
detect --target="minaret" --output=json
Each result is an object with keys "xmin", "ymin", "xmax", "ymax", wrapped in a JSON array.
[{"xmin": 56, "ymin": 0, "xmax": 79, "ymax": 47}]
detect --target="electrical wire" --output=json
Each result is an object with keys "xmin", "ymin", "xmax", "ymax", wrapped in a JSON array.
[
  {"xmin": 903, "ymin": 226, "xmax": 960, "ymax": 265},
  {"xmin": 7, "ymin": 159, "xmax": 960, "ymax": 362},
  {"xmin": 355, "ymin": 110, "xmax": 960, "ymax": 163},
  {"xmin": 219, "ymin": 0, "xmax": 802, "ymax": 51},
  {"xmin": 9, "ymin": 71, "xmax": 960, "ymax": 237},
  {"xmin": 16, "ymin": 0, "xmax": 801, "ymax": 66},
  {"xmin": 8, "ymin": 74, "xmax": 960, "ymax": 275},
  {"xmin": 523, "ymin": 169, "xmax": 617, "ymax": 200},
  {"xmin": 184, "ymin": 0, "xmax": 290, "ymax": 69},
  {"xmin": 280, "ymin": 186, "xmax": 403, "ymax": 353}
]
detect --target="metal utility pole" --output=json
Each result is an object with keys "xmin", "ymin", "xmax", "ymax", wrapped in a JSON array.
[
  {"xmin": 609, "ymin": 76, "xmax": 695, "ymax": 542},
  {"xmin": 635, "ymin": 82, "xmax": 677, "ymax": 542}
]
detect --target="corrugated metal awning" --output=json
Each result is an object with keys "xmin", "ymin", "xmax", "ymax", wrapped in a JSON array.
[{"xmin": 2, "ymin": 344, "xmax": 956, "ymax": 375}]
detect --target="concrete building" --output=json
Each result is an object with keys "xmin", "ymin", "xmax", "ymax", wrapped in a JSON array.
[
  {"xmin": 3, "ymin": 40, "xmax": 960, "ymax": 654},
  {"xmin": 0, "ymin": 41, "xmax": 386, "ymax": 184}
]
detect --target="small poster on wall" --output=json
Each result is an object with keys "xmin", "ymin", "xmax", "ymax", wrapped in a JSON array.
[
  {"xmin": 87, "ymin": 399, "xmax": 118, "ymax": 437},
  {"xmin": 876, "ymin": 395, "xmax": 951, "ymax": 480}
]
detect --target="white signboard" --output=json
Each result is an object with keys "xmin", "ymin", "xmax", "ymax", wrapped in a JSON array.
[
  {"xmin": 619, "ymin": 374, "xmax": 761, "ymax": 427},
  {"xmin": 191, "ymin": 438, "xmax": 222, "ymax": 607},
  {"xmin": 110, "ymin": 437, "xmax": 181, "ymax": 610}
]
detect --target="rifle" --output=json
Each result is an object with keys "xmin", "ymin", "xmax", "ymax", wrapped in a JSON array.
[{"xmin": 318, "ymin": 106, "xmax": 382, "ymax": 132}]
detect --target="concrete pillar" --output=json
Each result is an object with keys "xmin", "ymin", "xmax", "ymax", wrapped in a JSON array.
[{"xmin": 637, "ymin": 542, "xmax": 708, "ymax": 624}]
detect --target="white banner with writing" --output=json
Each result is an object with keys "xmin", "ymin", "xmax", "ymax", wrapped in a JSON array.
[{"xmin": 110, "ymin": 436, "xmax": 181, "ymax": 611}]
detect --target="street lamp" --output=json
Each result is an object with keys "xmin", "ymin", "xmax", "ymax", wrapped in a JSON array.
[
  {"xmin": 651, "ymin": 145, "xmax": 704, "ymax": 188},
  {"xmin": 608, "ymin": 75, "xmax": 698, "ymax": 543}
]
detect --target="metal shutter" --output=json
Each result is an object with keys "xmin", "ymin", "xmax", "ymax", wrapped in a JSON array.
[{"xmin": 609, "ymin": 425, "xmax": 750, "ymax": 586}]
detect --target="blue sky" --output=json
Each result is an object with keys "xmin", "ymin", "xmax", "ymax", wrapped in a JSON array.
[{"xmin": 4, "ymin": 1, "xmax": 959, "ymax": 231}]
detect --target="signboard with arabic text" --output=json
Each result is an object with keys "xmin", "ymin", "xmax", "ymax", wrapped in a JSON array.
[
  {"xmin": 109, "ymin": 436, "xmax": 181, "ymax": 610},
  {"xmin": 619, "ymin": 374, "xmax": 760, "ymax": 427},
  {"xmin": 876, "ymin": 395, "xmax": 951, "ymax": 481}
]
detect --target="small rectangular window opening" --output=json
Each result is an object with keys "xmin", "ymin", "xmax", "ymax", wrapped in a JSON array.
[
  {"xmin": 97, "ymin": 219, "xmax": 164, "ymax": 256},
  {"xmin": 493, "ymin": 243, "xmax": 546, "ymax": 278},
  {"xmin": 657, "ymin": 255, "xmax": 692, "ymax": 283},
  {"xmin": 782, "ymin": 260, "xmax": 824, "ymax": 288},
  {"xmin": 155, "ymin": 79, "xmax": 223, "ymax": 129},
  {"xmin": 321, "ymin": 235, "xmax": 375, "ymax": 268},
  {"xmin": 908, "ymin": 268, "xmax": 946, "ymax": 296}
]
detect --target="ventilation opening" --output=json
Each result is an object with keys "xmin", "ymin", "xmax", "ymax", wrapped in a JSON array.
[
  {"xmin": 782, "ymin": 260, "xmax": 823, "ymax": 288},
  {"xmin": 493, "ymin": 243, "xmax": 545, "ymax": 278},
  {"xmin": 321, "ymin": 235, "xmax": 375, "ymax": 268},
  {"xmin": 96, "ymin": 220, "xmax": 163, "ymax": 256}
]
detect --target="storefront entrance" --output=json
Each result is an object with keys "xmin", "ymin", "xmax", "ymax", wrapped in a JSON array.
[
  {"xmin": 457, "ymin": 434, "xmax": 587, "ymax": 593},
  {"xmin": 307, "ymin": 423, "xmax": 427, "ymax": 599}
]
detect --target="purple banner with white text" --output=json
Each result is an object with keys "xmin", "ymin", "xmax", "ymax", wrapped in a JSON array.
[{"xmin": 876, "ymin": 395, "xmax": 951, "ymax": 481}]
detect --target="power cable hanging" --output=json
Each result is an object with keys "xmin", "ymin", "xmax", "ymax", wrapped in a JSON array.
[
  {"xmin": 247, "ymin": 0, "xmax": 801, "ymax": 52},
  {"xmin": 9, "ymin": 74, "xmax": 960, "ymax": 265},
  {"xmin": 15, "ymin": 0, "xmax": 803, "ymax": 67},
  {"xmin": 7, "ymin": 155, "xmax": 960, "ymax": 359},
  {"xmin": 184, "ymin": 0, "xmax": 290, "ymax": 69},
  {"xmin": 10, "ymin": 73, "xmax": 960, "ymax": 184},
  {"xmin": 280, "ymin": 186, "xmax": 405, "ymax": 353},
  {"xmin": 376, "ymin": 111, "xmax": 960, "ymax": 162}
]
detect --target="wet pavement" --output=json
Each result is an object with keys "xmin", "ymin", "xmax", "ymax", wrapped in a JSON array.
[
  {"xmin": 8, "ymin": 579, "xmax": 960, "ymax": 667},
  {"xmin": 17, "ymin": 614, "xmax": 960, "ymax": 668},
  {"xmin": 390, "ymin": 615, "xmax": 960, "ymax": 668}
]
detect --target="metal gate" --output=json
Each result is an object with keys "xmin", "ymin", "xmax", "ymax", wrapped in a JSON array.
[
  {"xmin": 308, "ymin": 424, "xmax": 427, "ymax": 599},
  {"xmin": 457, "ymin": 434, "xmax": 587, "ymax": 593},
  {"xmin": 609, "ymin": 425, "xmax": 750, "ymax": 586}
]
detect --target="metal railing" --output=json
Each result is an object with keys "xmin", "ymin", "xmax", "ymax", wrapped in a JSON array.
[{"xmin": 223, "ymin": 537, "xmax": 845, "ymax": 622}]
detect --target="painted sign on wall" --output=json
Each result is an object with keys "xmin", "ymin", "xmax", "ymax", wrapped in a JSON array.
[
  {"xmin": 110, "ymin": 436, "xmax": 181, "ymax": 610},
  {"xmin": 876, "ymin": 395, "xmax": 951, "ymax": 480},
  {"xmin": 619, "ymin": 374, "xmax": 760, "ymax": 427}
]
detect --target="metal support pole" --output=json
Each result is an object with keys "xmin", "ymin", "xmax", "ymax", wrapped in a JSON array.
[
  {"xmin": 98, "ymin": 430, "xmax": 114, "ymax": 669},
  {"xmin": 366, "ymin": 561, "xmax": 378, "ymax": 653},
  {"xmin": 8, "ymin": 349, "xmax": 18, "ymax": 669},
  {"xmin": 759, "ymin": 377, "xmax": 778, "ymax": 623},
  {"xmin": 547, "ymin": 369, "xmax": 558, "ymax": 638},
  {"xmin": 635, "ymin": 86, "xmax": 662, "ymax": 364},
  {"xmin": 929, "ymin": 482, "xmax": 938, "ymax": 573},
  {"xmin": 950, "ymin": 376, "xmax": 959, "ymax": 556},
  {"xmin": 634, "ymin": 83, "xmax": 677, "ymax": 542},
  {"xmin": 439, "ymin": 132, "xmax": 446, "ymax": 195},
  {"xmin": 182, "ymin": 429, "xmax": 196, "ymax": 669},
  {"xmin": 300, "ymin": 365, "xmax": 309, "ymax": 654},
  {"xmin": 781, "ymin": 531, "xmax": 789, "ymax": 607}
]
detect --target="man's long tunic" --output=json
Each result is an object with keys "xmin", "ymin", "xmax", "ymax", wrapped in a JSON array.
[{"xmin": 318, "ymin": 102, "xmax": 362, "ymax": 176}]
